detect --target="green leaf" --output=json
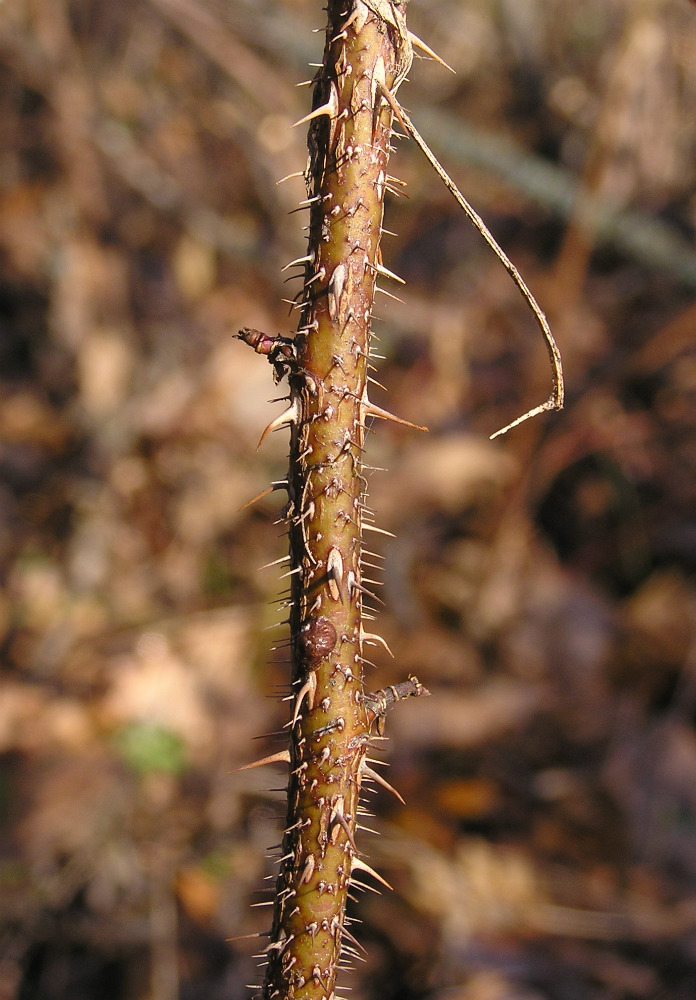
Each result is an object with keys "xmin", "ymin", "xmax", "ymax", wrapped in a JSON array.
[{"xmin": 114, "ymin": 722, "xmax": 188, "ymax": 776}]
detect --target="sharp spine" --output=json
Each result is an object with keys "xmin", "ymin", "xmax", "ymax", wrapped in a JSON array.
[
  {"xmin": 239, "ymin": 481, "xmax": 288, "ymax": 512},
  {"xmin": 233, "ymin": 750, "xmax": 291, "ymax": 772},
  {"xmin": 361, "ymin": 764, "xmax": 404, "ymax": 803},
  {"xmin": 362, "ymin": 397, "xmax": 428, "ymax": 432},
  {"xmin": 292, "ymin": 87, "xmax": 338, "ymax": 128},
  {"xmin": 375, "ymin": 285, "xmax": 404, "ymax": 303},
  {"xmin": 408, "ymin": 30, "xmax": 456, "ymax": 74},
  {"xmin": 276, "ymin": 170, "xmax": 305, "ymax": 185},
  {"xmin": 361, "ymin": 630, "xmax": 394, "ymax": 657},
  {"xmin": 281, "ymin": 254, "xmax": 313, "ymax": 271},
  {"xmin": 291, "ymin": 671, "xmax": 317, "ymax": 726},
  {"xmin": 257, "ymin": 397, "xmax": 301, "ymax": 449}
]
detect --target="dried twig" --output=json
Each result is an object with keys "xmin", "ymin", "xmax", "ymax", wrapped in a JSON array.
[{"xmin": 378, "ymin": 84, "xmax": 564, "ymax": 439}]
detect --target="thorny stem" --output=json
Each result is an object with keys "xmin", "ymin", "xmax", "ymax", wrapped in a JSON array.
[
  {"xmin": 241, "ymin": 1, "xmax": 563, "ymax": 996},
  {"xmin": 246, "ymin": 3, "xmax": 418, "ymax": 999}
]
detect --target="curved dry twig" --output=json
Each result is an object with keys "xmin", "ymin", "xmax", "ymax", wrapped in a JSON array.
[{"xmin": 378, "ymin": 85, "xmax": 564, "ymax": 439}]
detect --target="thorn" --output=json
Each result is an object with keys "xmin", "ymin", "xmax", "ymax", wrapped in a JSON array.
[
  {"xmin": 272, "ymin": 852, "xmax": 294, "ymax": 865},
  {"xmin": 252, "ymin": 729, "xmax": 287, "ymax": 744},
  {"xmin": 281, "ymin": 254, "xmax": 313, "ymax": 271},
  {"xmin": 292, "ymin": 87, "xmax": 338, "ymax": 128},
  {"xmin": 351, "ymin": 579, "xmax": 385, "ymax": 606},
  {"xmin": 299, "ymin": 853, "xmax": 315, "ymax": 885},
  {"xmin": 373, "ymin": 262, "xmax": 406, "ymax": 285},
  {"xmin": 258, "ymin": 555, "xmax": 291, "ymax": 570},
  {"xmin": 327, "ymin": 546, "xmax": 344, "ymax": 602},
  {"xmin": 357, "ymin": 656, "xmax": 378, "ymax": 668},
  {"xmin": 339, "ymin": 925, "xmax": 366, "ymax": 955},
  {"xmin": 303, "ymin": 266, "xmax": 326, "ymax": 289},
  {"xmin": 362, "ymin": 398, "xmax": 428, "ymax": 432},
  {"xmin": 292, "ymin": 101, "xmax": 334, "ymax": 128},
  {"xmin": 355, "ymin": 822, "xmax": 380, "ymax": 836},
  {"xmin": 363, "ymin": 524, "xmax": 395, "ymax": 537},
  {"xmin": 362, "ymin": 764, "xmax": 405, "ymax": 804},
  {"xmin": 262, "ymin": 934, "xmax": 295, "ymax": 955},
  {"xmin": 348, "ymin": 877, "xmax": 381, "ymax": 895},
  {"xmin": 375, "ymin": 285, "xmax": 404, "ymax": 303},
  {"xmin": 232, "ymin": 750, "xmax": 290, "ymax": 772},
  {"xmin": 227, "ymin": 930, "xmax": 270, "ymax": 942},
  {"xmin": 375, "ymin": 80, "xmax": 409, "ymax": 133},
  {"xmin": 239, "ymin": 481, "xmax": 288, "ymax": 512},
  {"xmin": 291, "ymin": 671, "xmax": 317, "ymax": 726},
  {"xmin": 408, "ymin": 30, "xmax": 456, "ymax": 74},
  {"xmin": 278, "ymin": 566, "xmax": 303, "ymax": 580},
  {"xmin": 276, "ymin": 171, "xmax": 305, "ymax": 185},
  {"xmin": 331, "ymin": 809, "xmax": 358, "ymax": 853},
  {"xmin": 238, "ymin": 485, "xmax": 274, "ymax": 512},
  {"xmin": 361, "ymin": 630, "xmax": 394, "ymax": 657},
  {"xmin": 328, "ymin": 262, "xmax": 347, "ymax": 322},
  {"xmin": 257, "ymin": 398, "xmax": 301, "ymax": 449}
]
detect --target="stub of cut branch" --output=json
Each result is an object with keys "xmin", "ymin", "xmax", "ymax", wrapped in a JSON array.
[{"xmin": 364, "ymin": 675, "xmax": 430, "ymax": 736}]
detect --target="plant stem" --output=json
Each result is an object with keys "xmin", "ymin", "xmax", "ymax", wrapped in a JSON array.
[{"xmin": 258, "ymin": 3, "xmax": 411, "ymax": 997}]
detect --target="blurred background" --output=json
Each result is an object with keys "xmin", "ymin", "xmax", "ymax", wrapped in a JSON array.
[{"xmin": 2, "ymin": 0, "xmax": 696, "ymax": 997}]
